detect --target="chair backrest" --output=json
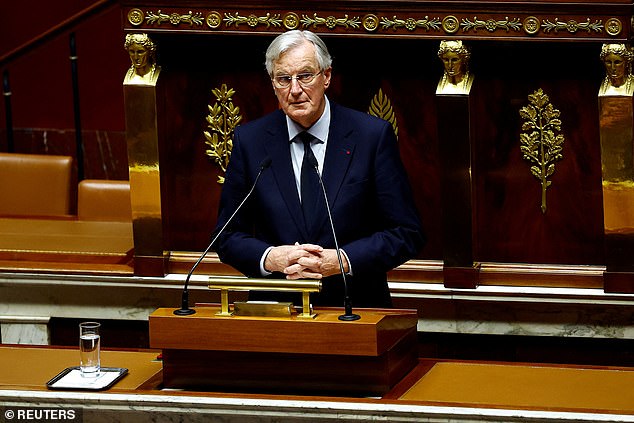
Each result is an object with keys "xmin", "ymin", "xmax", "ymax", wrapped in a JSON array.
[
  {"xmin": 77, "ymin": 179, "xmax": 132, "ymax": 222},
  {"xmin": 0, "ymin": 152, "xmax": 73, "ymax": 217}
]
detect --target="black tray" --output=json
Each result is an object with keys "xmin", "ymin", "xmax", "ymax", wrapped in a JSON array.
[{"xmin": 46, "ymin": 367, "xmax": 128, "ymax": 391}]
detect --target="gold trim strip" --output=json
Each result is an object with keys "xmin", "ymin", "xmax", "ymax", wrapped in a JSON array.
[
  {"xmin": 130, "ymin": 8, "xmax": 622, "ymax": 38},
  {"xmin": 0, "ymin": 249, "xmax": 129, "ymax": 256},
  {"xmin": 301, "ymin": 13, "xmax": 361, "ymax": 30},
  {"xmin": 224, "ymin": 12, "xmax": 283, "ymax": 28},
  {"xmin": 145, "ymin": 9, "xmax": 204, "ymax": 26},
  {"xmin": 460, "ymin": 16, "xmax": 522, "ymax": 33},
  {"xmin": 382, "ymin": 15, "xmax": 442, "ymax": 32},
  {"xmin": 541, "ymin": 18, "xmax": 604, "ymax": 34}
]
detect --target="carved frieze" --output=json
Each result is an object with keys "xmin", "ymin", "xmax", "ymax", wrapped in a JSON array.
[{"xmin": 124, "ymin": 6, "xmax": 626, "ymax": 41}]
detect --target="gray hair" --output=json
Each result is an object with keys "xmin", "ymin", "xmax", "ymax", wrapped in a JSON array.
[{"xmin": 265, "ymin": 30, "xmax": 332, "ymax": 76}]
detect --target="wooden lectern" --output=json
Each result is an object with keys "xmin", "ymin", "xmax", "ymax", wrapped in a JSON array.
[{"xmin": 149, "ymin": 306, "xmax": 418, "ymax": 396}]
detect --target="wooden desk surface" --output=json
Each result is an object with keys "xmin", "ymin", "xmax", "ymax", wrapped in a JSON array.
[
  {"xmin": 398, "ymin": 360, "xmax": 634, "ymax": 415},
  {"xmin": 0, "ymin": 346, "xmax": 161, "ymax": 391},
  {"xmin": 0, "ymin": 218, "xmax": 133, "ymax": 255},
  {"xmin": 3, "ymin": 346, "xmax": 634, "ymax": 420},
  {"xmin": 0, "ymin": 217, "xmax": 134, "ymax": 273}
]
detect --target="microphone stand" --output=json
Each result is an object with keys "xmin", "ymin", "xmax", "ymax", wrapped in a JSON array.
[
  {"xmin": 174, "ymin": 158, "xmax": 271, "ymax": 316},
  {"xmin": 312, "ymin": 161, "xmax": 360, "ymax": 321}
]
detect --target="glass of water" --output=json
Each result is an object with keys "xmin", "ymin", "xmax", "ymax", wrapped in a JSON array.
[{"xmin": 79, "ymin": 321, "xmax": 101, "ymax": 377}]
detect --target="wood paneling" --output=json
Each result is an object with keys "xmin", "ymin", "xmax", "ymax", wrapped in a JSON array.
[{"xmin": 118, "ymin": 0, "xmax": 630, "ymax": 290}]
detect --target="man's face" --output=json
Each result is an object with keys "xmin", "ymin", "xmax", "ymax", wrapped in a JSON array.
[{"xmin": 271, "ymin": 41, "xmax": 331, "ymax": 129}]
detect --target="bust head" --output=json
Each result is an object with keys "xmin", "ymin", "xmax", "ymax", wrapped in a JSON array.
[
  {"xmin": 438, "ymin": 40, "xmax": 471, "ymax": 85},
  {"xmin": 600, "ymin": 43, "xmax": 633, "ymax": 88},
  {"xmin": 124, "ymin": 33, "xmax": 157, "ymax": 78}
]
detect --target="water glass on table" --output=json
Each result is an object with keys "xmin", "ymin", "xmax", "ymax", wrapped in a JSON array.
[{"xmin": 79, "ymin": 321, "xmax": 101, "ymax": 377}]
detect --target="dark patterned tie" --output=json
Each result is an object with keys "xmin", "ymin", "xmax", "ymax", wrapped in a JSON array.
[{"xmin": 299, "ymin": 132, "xmax": 320, "ymax": 232}]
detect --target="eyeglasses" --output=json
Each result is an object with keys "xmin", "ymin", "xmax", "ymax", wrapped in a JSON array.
[{"xmin": 272, "ymin": 71, "xmax": 323, "ymax": 89}]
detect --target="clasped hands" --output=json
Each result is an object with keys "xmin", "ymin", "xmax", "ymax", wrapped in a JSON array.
[{"xmin": 264, "ymin": 243, "xmax": 348, "ymax": 280}]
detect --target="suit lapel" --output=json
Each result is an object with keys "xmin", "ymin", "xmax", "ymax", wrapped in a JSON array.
[
  {"xmin": 264, "ymin": 115, "xmax": 310, "ymax": 240},
  {"xmin": 323, "ymin": 104, "xmax": 355, "ymax": 213}
]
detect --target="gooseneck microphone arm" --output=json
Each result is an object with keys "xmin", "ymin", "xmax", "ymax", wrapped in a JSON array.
[
  {"xmin": 308, "ymin": 155, "xmax": 361, "ymax": 321},
  {"xmin": 173, "ymin": 157, "xmax": 272, "ymax": 316}
]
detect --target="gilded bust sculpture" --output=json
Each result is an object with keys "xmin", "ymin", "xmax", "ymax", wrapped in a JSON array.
[
  {"xmin": 436, "ymin": 40, "xmax": 474, "ymax": 95},
  {"xmin": 599, "ymin": 43, "xmax": 634, "ymax": 96},
  {"xmin": 124, "ymin": 33, "xmax": 160, "ymax": 85}
]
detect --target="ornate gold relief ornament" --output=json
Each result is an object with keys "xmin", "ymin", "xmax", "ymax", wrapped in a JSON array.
[
  {"xmin": 204, "ymin": 84, "xmax": 242, "ymax": 184},
  {"xmin": 128, "ymin": 7, "xmax": 621, "ymax": 39},
  {"xmin": 206, "ymin": 11, "xmax": 222, "ymax": 29},
  {"xmin": 146, "ymin": 10, "xmax": 204, "ymax": 26},
  {"xmin": 127, "ymin": 8, "xmax": 144, "ymax": 26},
  {"xmin": 301, "ymin": 13, "xmax": 361, "ymax": 29},
  {"xmin": 605, "ymin": 18, "xmax": 623, "ymax": 36},
  {"xmin": 519, "ymin": 89, "xmax": 565, "ymax": 213},
  {"xmin": 461, "ymin": 16, "xmax": 522, "ymax": 33},
  {"xmin": 441, "ymin": 16, "xmax": 459, "ymax": 34},
  {"xmin": 368, "ymin": 89, "xmax": 398, "ymax": 140},
  {"xmin": 381, "ymin": 15, "xmax": 441, "ymax": 32},
  {"xmin": 283, "ymin": 12, "xmax": 301, "ymax": 30},
  {"xmin": 523, "ymin": 16, "xmax": 540, "ymax": 35},
  {"xmin": 224, "ymin": 12, "xmax": 283, "ymax": 28},
  {"xmin": 541, "ymin": 18, "xmax": 603, "ymax": 34}
]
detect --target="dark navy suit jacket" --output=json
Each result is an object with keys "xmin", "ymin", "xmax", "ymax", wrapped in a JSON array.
[{"xmin": 215, "ymin": 102, "xmax": 424, "ymax": 308}]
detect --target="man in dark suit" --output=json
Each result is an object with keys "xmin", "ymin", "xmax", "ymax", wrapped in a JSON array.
[{"xmin": 215, "ymin": 30, "xmax": 424, "ymax": 308}]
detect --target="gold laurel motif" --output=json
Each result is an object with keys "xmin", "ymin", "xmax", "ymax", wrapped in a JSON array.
[
  {"xmin": 204, "ymin": 84, "xmax": 242, "ymax": 184},
  {"xmin": 300, "ymin": 13, "xmax": 361, "ymax": 29},
  {"xmin": 523, "ymin": 16, "xmax": 540, "ymax": 35},
  {"xmin": 368, "ymin": 89, "xmax": 398, "ymax": 140},
  {"xmin": 146, "ymin": 10, "xmax": 204, "ymax": 26},
  {"xmin": 224, "ymin": 12, "xmax": 283, "ymax": 28},
  {"xmin": 206, "ymin": 11, "xmax": 222, "ymax": 28},
  {"xmin": 461, "ymin": 16, "xmax": 522, "ymax": 32},
  {"xmin": 442, "ymin": 16, "xmax": 460, "ymax": 34},
  {"xmin": 127, "ymin": 8, "xmax": 144, "ymax": 26},
  {"xmin": 283, "ymin": 12, "xmax": 300, "ymax": 30},
  {"xmin": 363, "ymin": 14, "xmax": 380, "ymax": 32},
  {"xmin": 519, "ymin": 88, "xmax": 565, "ymax": 214},
  {"xmin": 381, "ymin": 15, "xmax": 442, "ymax": 32},
  {"xmin": 605, "ymin": 18, "xmax": 622, "ymax": 36},
  {"xmin": 541, "ymin": 18, "xmax": 603, "ymax": 33}
]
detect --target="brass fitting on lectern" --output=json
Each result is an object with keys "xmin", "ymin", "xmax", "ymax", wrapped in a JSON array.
[{"xmin": 208, "ymin": 276, "xmax": 321, "ymax": 319}]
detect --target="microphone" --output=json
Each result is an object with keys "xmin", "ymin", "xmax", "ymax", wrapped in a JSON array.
[
  {"xmin": 307, "ymin": 154, "xmax": 360, "ymax": 321},
  {"xmin": 174, "ymin": 157, "xmax": 272, "ymax": 316}
]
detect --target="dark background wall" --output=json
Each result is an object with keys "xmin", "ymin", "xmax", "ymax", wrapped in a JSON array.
[
  {"xmin": 0, "ymin": 0, "xmax": 130, "ymax": 181},
  {"xmin": 0, "ymin": 1, "xmax": 608, "ymax": 268}
]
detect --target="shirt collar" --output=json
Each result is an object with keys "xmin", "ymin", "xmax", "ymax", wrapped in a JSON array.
[{"xmin": 287, "ymin": 96, "xmax": 330, "ymax": 144}]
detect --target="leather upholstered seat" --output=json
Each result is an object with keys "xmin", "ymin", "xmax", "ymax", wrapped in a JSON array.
[
  {"xmin": 0, "ymin": 152, "xmax": 73, "ymax": 217},
  {"xmin": 77, "ymin": 179, "xmax": 132, "ymax": 222}
]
